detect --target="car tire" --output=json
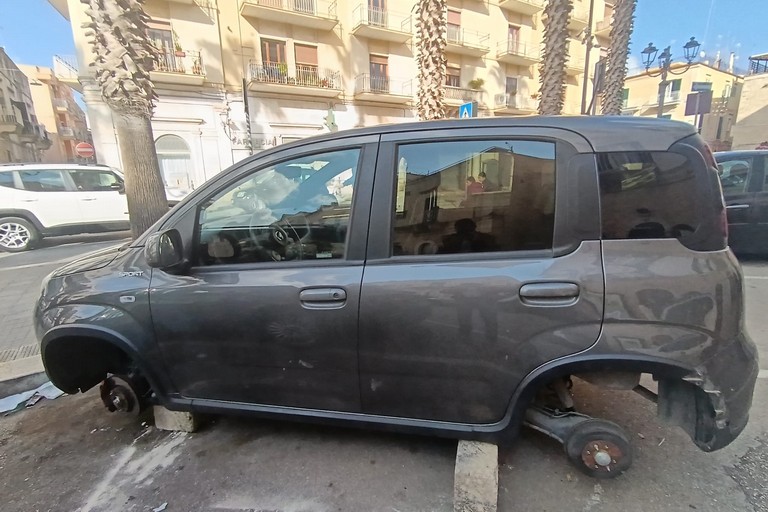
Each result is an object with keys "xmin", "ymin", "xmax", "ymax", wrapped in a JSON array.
[{"xmin": 0, "ymin": 217, "xmax": 41, "ymax": 253}]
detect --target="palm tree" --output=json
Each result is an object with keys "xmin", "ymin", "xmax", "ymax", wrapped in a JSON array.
[
  {"xmin": 81, "ymin": 0, "xmax": 169, "ymax": 239},
  {"xmin": 538, "ymin": 0, "xmax": 572, "ymax": 115},
  {"xmin": 601, "ymin": 0, "xmax": 637, "ymax": 115},
  {"xmin": 415, "ymin": 0, "xmax": 447, "ymax": 120}
]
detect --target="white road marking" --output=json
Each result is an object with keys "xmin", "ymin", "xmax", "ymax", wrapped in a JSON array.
[
  {"xmin": 0, "ymin": 256, "xmax": 78, "ymax": 272},
  {"xmin": 744, "ymin": 275, "xmax": 768, "ymax": 280},
  {"xmin": 758, "ymin": 370, "xmax": 768, "ymax": 379}
]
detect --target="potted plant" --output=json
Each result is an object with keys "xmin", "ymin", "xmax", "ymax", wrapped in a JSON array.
[
  {"xmin": 192, "ymin": 55, "xmax": 203, "ymax": 75},
  {"xmin": 468, "ymin": 78, "xmax": 485, "ymax": 90},
  {"xmin": 173, "ymin": 30, "xmax": 185, "ymax": 57}
]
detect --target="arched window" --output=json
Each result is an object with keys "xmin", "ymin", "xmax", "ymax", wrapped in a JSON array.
[{"xmin": 155, "ymin": 135, "xmax": 192, "ymax": 191}]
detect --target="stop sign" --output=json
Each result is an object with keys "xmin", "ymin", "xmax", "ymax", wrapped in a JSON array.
[{"xmin": 75, "ymin": 142, "xmax": 95, "ymax": 158}]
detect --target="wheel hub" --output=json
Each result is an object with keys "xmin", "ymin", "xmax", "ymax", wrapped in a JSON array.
[
  {"xmin": 582, "ymin": 440, "xmax": 625, "ymax": 473},
  {"xmin": 0, "ymin": 222, "xmax": 30, "ymax": 249}
]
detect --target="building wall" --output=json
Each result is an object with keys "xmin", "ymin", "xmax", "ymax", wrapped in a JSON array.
[
  {"xmin": 56, "ymin": 0, "xmax": 611, "ymax": 188},
  {"xmin": 621, "ymin": 62, "xmax": 741, "ymax": 150},
  {"xmin": 731, "ymin": 72, "xmax": 768, "ymax": 150},
  {"xmin": 0, "ymin": 48, "xmax": 47, "ymax": 163}
]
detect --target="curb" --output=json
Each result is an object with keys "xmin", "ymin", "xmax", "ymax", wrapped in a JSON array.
[
  {"xmin": 454, "ymin": 440, "xmax": 498, "ymax": 512},
  {"xmin": 0, "ymin": 355, "xmax": 47, "ymax": 397}
]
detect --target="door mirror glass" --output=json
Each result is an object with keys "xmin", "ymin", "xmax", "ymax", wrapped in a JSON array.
[
  {"xmin": 145, "ymin": 229, "xmax": 184, "ymax": 269},
  {"xmin": 110, "ymin": 182, "xmax": 126, "ymax": 194}
]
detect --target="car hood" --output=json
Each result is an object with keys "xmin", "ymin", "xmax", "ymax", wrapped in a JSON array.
[{"xmin": 51, "ymin": 243, "xmax": 127, "ymax": 278}]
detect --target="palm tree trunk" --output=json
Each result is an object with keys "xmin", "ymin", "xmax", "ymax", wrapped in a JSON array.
[
  {"xmin": 113, "ymin": 113, "xmax": 168, "ymax": 239},
  {"xmin": 601, "ymin": 0, "xmax": 637, "ymax": 115},
  {"xmin": 416, "ymin": 0, "xmax": 447, "ymax": 120},
  {"xmin": 539, "ymin": 0, "xmax": 572, "ymax": 115}
]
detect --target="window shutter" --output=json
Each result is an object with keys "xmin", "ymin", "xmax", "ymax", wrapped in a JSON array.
[{"xmin": 295, "ymin": 44, "xmax": 318, "ymax": 65}]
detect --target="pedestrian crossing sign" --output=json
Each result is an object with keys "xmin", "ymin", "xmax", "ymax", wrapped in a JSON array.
[{"xmin": 459, "ymin": 101, "xmax": 476, "ymax": 119}]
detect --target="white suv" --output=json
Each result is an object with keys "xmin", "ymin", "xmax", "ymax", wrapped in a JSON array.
[{"xmin": 0, "ymin": 164, "xmax": 131, "ymax": 252}]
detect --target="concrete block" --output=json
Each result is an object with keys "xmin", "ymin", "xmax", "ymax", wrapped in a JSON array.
[
  {"xmin": 454, "ymin": 440, "xmax": 498, "ymax": 512},
  {"xmin": 153, "ymin": 406, "xmax": 199, "ymax": 433}
]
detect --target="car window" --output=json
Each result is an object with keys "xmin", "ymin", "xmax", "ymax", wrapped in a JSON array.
[
  {"xmin": 392, "ymin": 140, "xmax": 555, "ymax": 256},
  {"xmin": 716, "ymin": 158, "xmax": 752, "ymax": 195},
  {"xmin": 598, "ymin": 151, "xmax": 700, "ymax": 240},
  {"xmin": 0, "ymin": 171, "xmax": 15, "ymax": 189},
  {"xmin": 197, "ymin": 148, "xmax": 360, "ymax": 265},
  {"xmin": 19, "ymin": 170, "xmax": 67, "ymax": 192},
  {"xmin": 68, "ymin": 170, "xmax": 123, "ymax": 191}
]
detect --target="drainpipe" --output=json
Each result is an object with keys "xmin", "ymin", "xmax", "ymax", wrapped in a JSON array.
[
  {"xmin": 580, "ymin": 0, "xmax": 596, "ymax": 114},
  {"xmin": 242, "ymin": 77, "xmax": 253, "ymax": 156}
]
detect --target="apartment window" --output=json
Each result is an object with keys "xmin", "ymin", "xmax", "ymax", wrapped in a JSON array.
[
  {"xmin": 262, "ymin": 39, "xmax": 287, "ymax": 64},
  {"xmin": 508, "ymin": 25, "xmax": 521, "ymax": 53},
  {"xmin": 147, "ymin": 20, "xmax": 180, "ymax": 73},
  {"xmin": 716, "ymin": 116, "xmax": 724, "ymax": 140},
  {"xmin": 621, "ymin": 88, "xmax": 629, "ymax": 108},
  {"xmin": 446, "ymin": 65, "xmax": 461, "ymax": 88},
  {"xmin": 295, "ymin": 44, "xmax": 319, "ymax": 85},
  {"xmin": 392, "ymin": 140, "xmax": 556, "ymax": 255},
  {"xmin": 368, "ymin": 0, "xmax": 386, "ymax": 26},
  {"xmin": 669, "ymin": 79, "xmax": 682, "ymax": 98},
  {"xmin": 447, "ymin": 9, "xmax": 461, "ymax": 43},
  {"xmin": 370, "ymin": 55, "xmax": 389, "ymax": 92}
]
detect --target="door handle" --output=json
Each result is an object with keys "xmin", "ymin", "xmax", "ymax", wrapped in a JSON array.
[
  {"xmin": 81, "ymin": 197, "xmax": 97, "ymax": 201},
  {"xmin": 19, "ymin": 199, "xmax": 37, "ymax": 202},
  {"xmin": 299, "ymin": 288, "xmax": 347, "ymax": 310},
  {"xmin": 726, "ymin": 204, "xmax": 750, "ymax": 210},
  {"xmin": 519, "ymin": 282, "xmax": 579, "ymax": 306}
]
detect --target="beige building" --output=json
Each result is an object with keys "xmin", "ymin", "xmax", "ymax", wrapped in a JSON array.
[
  {"xmin": 731, "ymin": 53, "xmax": 768, "ymax": 150},
  {"xmin": 19, "ymin": 64, "xmax": 89, "ymax": 163},
  {"xmin": 48, "ymin": 0, "xmax": 611, "ymax": 190},
  {"xmin": 621, "ymin": 62, "xmax": 742, "ymax": 151},
  {"xmin": 0, "ymin": 48, "xmax": 51, "ymax": 163}
]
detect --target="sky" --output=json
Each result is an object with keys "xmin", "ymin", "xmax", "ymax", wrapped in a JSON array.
[{"xmin": 0, "ymin": 0, "xmax": 764, "ymax": 87}]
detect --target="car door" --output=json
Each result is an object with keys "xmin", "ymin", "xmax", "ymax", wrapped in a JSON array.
[
  {"xmin": 67, "ymin": 169, "xmax": 129, "ymax": 223},
  {"xmin": 149, "ymin": 137, "xmax": 377, "ymax": 412},
  {"xmin": 16, "ymin": 169, "xmax": 82, "ymax": 228},
  {"xmin": 743, "ymin": 153, "xmax": 768, "ymax": 254},
  {"xmin": 358, "ymin": 129, "xmax": 605, "ymax": 425},
  {"xmin": 716, "ymin": 155, "xmax": 759, "ymax": 254}
]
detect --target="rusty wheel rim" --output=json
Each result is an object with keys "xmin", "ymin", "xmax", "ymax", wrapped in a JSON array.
[{"xmin": 581, "ymin": 439, "xmax": 626, "ymax": 474}]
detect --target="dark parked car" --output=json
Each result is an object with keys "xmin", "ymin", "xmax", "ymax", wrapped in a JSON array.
[
  {"xmin": 715, "ymin": 150, "xmax": 768, "ymax": 255},
  {"xmin": 35, "ymin": 117, "xmax": 758, "ymax": 478}
]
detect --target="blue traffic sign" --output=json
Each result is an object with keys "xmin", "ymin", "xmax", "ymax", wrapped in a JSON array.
[{"xmin": 459, "ymin": 101, "xmax": 476, "ymax": 119}]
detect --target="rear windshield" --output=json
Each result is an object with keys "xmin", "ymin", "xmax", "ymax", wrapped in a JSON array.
[{"xmin": 597, "ymin": 138, "xmax": 726, "ymax": 251}]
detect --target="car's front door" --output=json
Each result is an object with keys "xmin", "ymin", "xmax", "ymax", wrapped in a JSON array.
[
  {"xmin": 149, "ymin": 139, "xmax": 377, "ymax": 412},
  {"xmin": 740, "ymin": 154, "xmax": 768, "ymax": 254},
  {"xmin": 67, "ymin": 169, "xmax": 129, "ymax": 223},
  {"xmin": 716, "ymin": 155, "xmax": 758, "ymax": 253},
  {"xmin": 358, "ymin": 130, "xmax": 605, "ymax": 424}
]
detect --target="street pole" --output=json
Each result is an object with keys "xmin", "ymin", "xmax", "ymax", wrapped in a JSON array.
[
  {"xmin": 656, "ymin": 46, "xmax": 671, "ymax": 118},
  {"xmin": 580, "ymin": 0, "xmax": 596, "ymax": 114}
]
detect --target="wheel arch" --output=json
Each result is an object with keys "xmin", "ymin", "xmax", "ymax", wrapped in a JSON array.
[
  {"xmin": 41, "ymin": 325, "xmax": 168, "ymax": 398},
  {"xmin": 0, "ymin": 209, "xmax": 45, "ymax": 232}
]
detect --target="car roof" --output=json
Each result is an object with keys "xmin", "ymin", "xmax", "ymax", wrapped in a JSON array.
[
  {"xmin": 714, "ymin": 150, "xmax": 768, "ymax": 159},
  {"xmin": 0, "ymin": 163, "xmax": 112, "ymax": 172},
  {"xmin": 277, "ymin": 115, "xmax": 699, "ymax": 153}
]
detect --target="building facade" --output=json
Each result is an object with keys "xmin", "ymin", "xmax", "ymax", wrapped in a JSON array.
[
  {"xmin": 731, "ymin": 54, "xmax": 768, "ymax": 150},
  {"xmin": 19, "ymin": 64, "xmax": 89, "ymax": 163},
  {"xmin": 0, "ymin": 49, "xmax": 51, "ymax": 163},
  {"xmin": 620, "ymin": 62, "xmax": 742, "ymax": 151},
  {"xmin": 49, "ymin": 0, "xmax": 611, "ymax": 191}
]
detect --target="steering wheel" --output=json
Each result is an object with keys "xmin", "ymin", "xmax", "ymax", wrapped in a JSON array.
[{"xmin": 270, "ymin": 214, "xmax": 312, "ymax": 260}]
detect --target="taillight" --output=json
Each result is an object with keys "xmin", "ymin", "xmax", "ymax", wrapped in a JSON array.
[{"xmin": 720, "ymin": 207, "xmax": 729, "ymax": 241}]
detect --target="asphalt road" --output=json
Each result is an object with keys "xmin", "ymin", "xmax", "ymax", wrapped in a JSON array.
[{"xmin": 0, "ymin": 248, "xmax": 766, "ymax": 511}]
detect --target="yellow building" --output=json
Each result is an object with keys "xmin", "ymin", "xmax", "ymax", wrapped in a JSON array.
[
  {"xmin": 731, "ymin": 54, "xmax": 768, "ymax": 150},
  {"xmin": 621, "ymin": 62, "xmax": 742, "ymax": 151},
  {"xmin": 48, "ymin": 0, "xmax": 612, "ymax": 189},
  {"xmin": 19, "ymin": 65, "xmax": 89, "ymax": 163}
]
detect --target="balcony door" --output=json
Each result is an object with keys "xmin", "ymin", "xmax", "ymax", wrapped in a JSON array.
[
  {"xmin": 447, "ymin": 9, "xmax": 461, "ymax": 43},
  {"xmin": 368, "ymin": 0, "xmax": 386, "ymax": 26},
  {"xmin": 295, "ymin": 44, "xmax": 319, "ymax": 86},
  {"xmin": 508, "ymin": 25, "xmax": 520, "ymax": 53},
  {"xmin": 369, "ymin": 55, "xmax": 389, "ymax": 93},
  {"xmin": 147, "ymin": 21, "xmax": 177, "ymax": 72},
  {"xmin": 262, "ymin": 39, "xmax": 287, "ymax": 82}
]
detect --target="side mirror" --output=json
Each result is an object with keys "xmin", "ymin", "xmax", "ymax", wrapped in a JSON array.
[
  {"xmin": 145, "ymin": 229, "xmax": 185, "ymax": 271},
  {"xmin": 110, "ymin": 182, "xmax": 126, "ymax": 194}
]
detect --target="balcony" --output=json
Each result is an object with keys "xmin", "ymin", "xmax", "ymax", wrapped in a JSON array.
[
  {"xmin": 568, "ymin": 7, "xmax": 589, "ymax": 30},
  {"xmin": 150, "ymin": 49, "xmax": 206, "ymax": 86},
  {"xmin": 648, "ymin": 90, "xmax": 682, "ymax": 106},
  {"xmin": 54, "ymin": 98, "xmax": 68, "ymax": 112},
  {"xmin": 59, "ymin": 126, "xmax": 75, "ymax": 139},
  {"xmin": 444, "ymin": 86, "xmax": 481, "ymax": 106},
  {"xmin": 566, "ymin": 57, "xmax": 585, "ymax": 75},
  {"xmin": 0, "ymin": 113, "xmax": 21, "ymax": 134},
  {"xmin": 351, "ymin": 5, "xmax": 412, "ymax": 44},
  {"xmin": 496, "ymin": 0, "xmax": 544, "ymax": 15},
  {"xmin": 248, "ymin": 62, "xmax": 342, "ymax": 98},
  {"xmin": 354, "ymin": 74, "xmax": 412, "ymax": 104},
  {"xmin": 494, "ymin": 93, "xmax": 538, "ymax": 114},
  {"xmin": 594, "ymin": 19, "xmax": 612, "ymax": 38},
  {"xmin": 53, "ymin": 55, "xmax": 81, "ymax": 92},
  {"xmin": 446, "ymin": 27, "xmax": 490, "ymax": 57},
  {"xmin": 496, "ymin": 40, "xmax": 540, "ymax": 66},
  {"xmin": 240, "ymin": 0, "xmax": 339, "ymax": 31}
]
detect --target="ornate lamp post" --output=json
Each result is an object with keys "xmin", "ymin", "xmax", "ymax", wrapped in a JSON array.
[{"xmin": 641, "ymin": 37, "xmax": 701, "ymax": 118}]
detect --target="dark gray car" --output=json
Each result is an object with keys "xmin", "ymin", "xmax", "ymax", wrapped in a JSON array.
[{"xmin": 34, "ymin": 117, "xmax": 758, "ymax": 478}]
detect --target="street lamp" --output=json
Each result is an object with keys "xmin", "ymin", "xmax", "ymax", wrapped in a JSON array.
[{"xmin": 641, "ymin": 36, "xmax": 701, "ymax": 118}]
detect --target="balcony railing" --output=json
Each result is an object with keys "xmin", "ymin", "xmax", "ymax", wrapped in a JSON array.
[
  {"xmin": 54, "ymin": 98, "xmax": 68, "ymax": 111},
  {"xmin": 447, "ymin": 27, "xmax": 490, "ymax": 51},
  {"xmin": 648, "ymin": 90, "xmax": 681, "ymax": 105},
  {"xmin": 249, "ymin": 62, "xmax": 341, "ymax": 90},
  {"xmin": 153, "ymin": 49, "xmax": 205, "ymax": 76},
  {"xmin": 445, "ymin": 86, "xmax": 481, "ymax": 102},
  {"xmin": 494, "ymin": 93, "xmax": 537, "ymax": 111},
  {"xmin": 355, "ymin": 74, "xmax": 413, "ymax": 96},
  {"xmin": 0, "ymin": 113, "xmax": 18, "ymax": 125},
  {"xmin": 59, "ymin": 126, "xmax": 75, "ymax": 138},
  {"xmin": 352, "ymin": 5, "xmax": 412, "ymax": 34},
  {"xmin": 497, "ymin": 40, "xmax": 540, "ymax": 62},
  {"xmin": 497, "ymin": 0, "xmax": 545, "ymax": 14},
  {"xmin": 242, "ymin": 0, "xmax": 338, "ymax": 20}
]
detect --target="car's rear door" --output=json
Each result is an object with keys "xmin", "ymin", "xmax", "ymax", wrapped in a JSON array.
[
  {"xmin": 716, "ymin": 154, "xmax": 759, "ymax": 253},
  {"xmin": 16, "ymin": 169, "xmax": 82, "ymax": 228},
  {"xmin": 358, "ymin": 127, "xmax": 605, "ymax": 425},
  {"xmin": 741, "ymin": 153, "xmax": 768, "ymax": 254}
]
